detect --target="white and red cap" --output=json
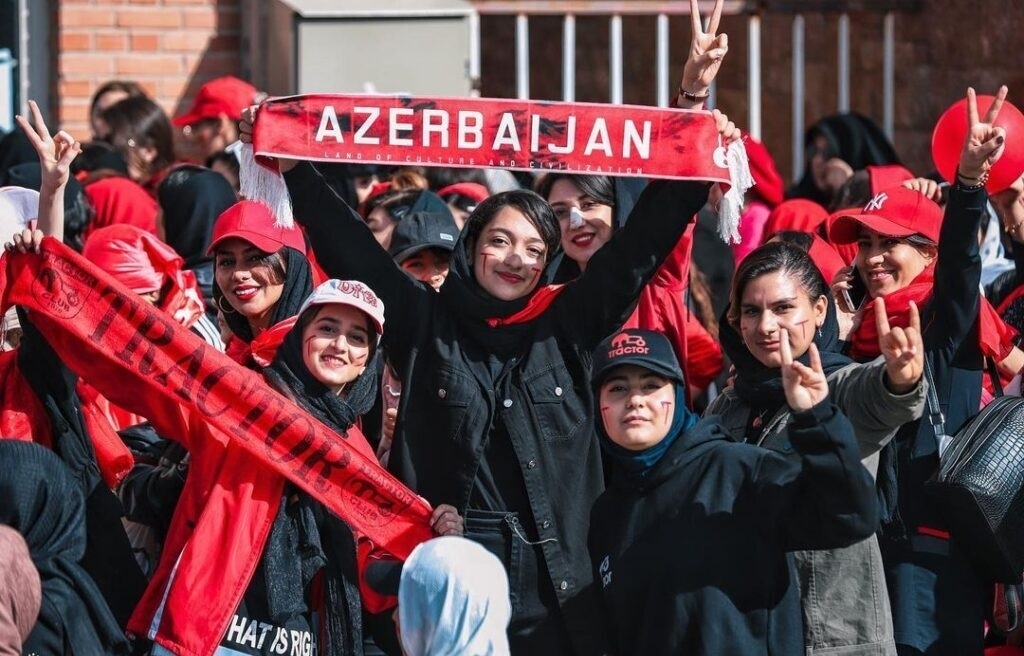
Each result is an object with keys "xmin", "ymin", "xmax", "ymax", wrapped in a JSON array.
[{"xmin": 298, "ymin": 279, "xmax": 385, "ymax": 340}]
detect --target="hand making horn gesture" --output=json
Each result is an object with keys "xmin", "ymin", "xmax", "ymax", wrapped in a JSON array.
[
  {"xmin": 876, "ymin": 297, "xmax": 924, "ymax": 394},
  {"xmin": 958, "ymin": 85, "xmax": 1008, "ymax": 185},
  {"xmin": 780, "ymin": 328, "xmax": 829, "ymax": 413},
  {"xmin": 677, "ymin": 0, "xmax": 728, "ymax": 110}
]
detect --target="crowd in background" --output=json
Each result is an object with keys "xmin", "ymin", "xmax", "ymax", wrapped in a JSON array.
[{"xmin": 2, "ymin": 0, "xmax": 1024, "ymax": 654}]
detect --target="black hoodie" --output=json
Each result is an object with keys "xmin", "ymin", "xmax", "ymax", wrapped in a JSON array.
[{"xmin": 589, "ymin": 401, "xmax": 879, "ymax": 655}]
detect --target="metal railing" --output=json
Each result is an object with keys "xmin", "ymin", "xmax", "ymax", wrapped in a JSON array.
[{"xmin": 470, "ymin": 0, "xmax": 917, "ymax": 179}]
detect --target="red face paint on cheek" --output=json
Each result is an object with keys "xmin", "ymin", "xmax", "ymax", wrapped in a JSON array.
[
  {"xmin": 530, "ymin": 266, "xmax": 542, "ymax": 282},
  {"xmin": 660, "ymin": 401, "xmax": 673, "ymax": 425}
]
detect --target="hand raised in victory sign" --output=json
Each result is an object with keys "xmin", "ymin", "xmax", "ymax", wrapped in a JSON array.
[
  {"xmin": 677, "ymin": 0, "xmax": 729, "ymax": 110},
  {"xmin": 13, "ymin": 99, "xmax": 80, "ymax": 243},
  {"xmin": 781, "ymin": 328, "xmax": 829, "ymax": 413},
  {"xmin": 958, "ymin": 85, "xmax": 1008, "ymax": 184},
  {"xmin": 876, "ymin": 297, "xmax": 924, "ymax": 394}
]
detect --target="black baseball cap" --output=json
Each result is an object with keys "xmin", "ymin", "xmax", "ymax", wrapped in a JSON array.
[
  {"xmin": 591, "ymin": 329, "xmax": 685, "ymax": 388},
  {"xmin": 387, "ymin": 211, "xmax": 459, "ymax": 263}
]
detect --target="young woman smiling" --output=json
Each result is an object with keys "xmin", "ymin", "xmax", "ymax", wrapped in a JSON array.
[
  {"xmin": 707, "ymin": 241, "xmax": 927, "ymax": 655},
  {"xmin": 829, "ymin": 86, "xmax": 1014, "ymax": 654},
  {"xmin": 208, "ymin": 199, "xmax": 314, "ymax": 367},
  {"xmin": 244, "ymin": 97, "xmax": 738, "ymax": 656}
]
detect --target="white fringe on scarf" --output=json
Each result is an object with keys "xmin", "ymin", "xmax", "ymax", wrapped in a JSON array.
[
  {"xmin": 716, "ymin": 138, "xmax": 754, "ymax": 244},
  {"xmin": 238, "ymin": 144, "xmax": 294, "ymax": 228}
]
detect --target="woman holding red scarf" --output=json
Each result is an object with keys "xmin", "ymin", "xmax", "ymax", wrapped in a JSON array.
[
  {"xmin": 242, "ymin": 3, "xmax": 737, "ymax": 650},
  {"xmin": 828, "ymin": 86, "xmax": 1014, "ymax": 654}
]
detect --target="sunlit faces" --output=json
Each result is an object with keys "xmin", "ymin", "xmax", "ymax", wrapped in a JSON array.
[
  {"xmin": 854, "ymin": 229, "xmax": 935, "ymax": 298},
  {"xmin": 400, "ymin": 248, "xmax": 452, "ymax": 291},
  {"xmin": 471, "ymin": 207, "xmax": 548, "ymax": 301},
  {"xmin": 213, "ymin": 237, "xmax": 286, "ymax": 332},
  {"xmin": 599, "ymin": 365, "xmax": 676, "ymax": 451},
  {"xmin": 739, "ymin": 272, "xmax": 827, "ymax": 368},
  {"xmin": 547, "ymin": 178, "xmax": 614, "ymax": 269},
  {"xmin": 365, "ymin": 206, "xmax": 399, "ymax": 249},
  {"xmin": 302, "ymin": 304, "xmax": 372, "ymax": 393}
]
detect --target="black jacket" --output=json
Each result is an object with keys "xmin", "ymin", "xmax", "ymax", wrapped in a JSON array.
[
  {"xmin": 588, "ymin": 401, "xmax": 878, "ymax": 656},
  {"xmin": 284, "ymin": 162, "xmax": 708, "ymax": 654}
]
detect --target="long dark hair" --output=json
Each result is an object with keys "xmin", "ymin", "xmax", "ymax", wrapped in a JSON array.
[
  {"xmin": 100, "ymin": 95, "xmax": 175, "ymax": 180},
  {"xmin": 462, "ymin": 189, "xmax": 561, "ymax": 261},
  {"xmin": 728, "ymin": 242, "xmax": 828, "ymax": 326}
]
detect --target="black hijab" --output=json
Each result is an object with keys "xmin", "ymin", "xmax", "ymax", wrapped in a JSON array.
[
  {"xmin": 787, "ymin": 113, "xmax": 900, "ymax": 207},
  {"xmin": 259, "ymin": 313, "xmax": 381, "ymax": 655},
  {"xmin": 0, "ymin": 440, "xmax": 129, "ymax": 655},
  {"xmin": 158, "ymin": 166, "xmax": 237, "ymax": 269},
  {"xmin": 549, "ymin": 175, "xmax": 648, "ymax": 284},
  {"xmin": 214, "ymin": 246, "xmax": 313, "ymax": 344},
  {"xmin": 720, "ymin": 296, "xmax": 852, "ymax": 413},
  {"xmin": 438, "ymin": 190, "xmax": 562, "ymax": 354}
]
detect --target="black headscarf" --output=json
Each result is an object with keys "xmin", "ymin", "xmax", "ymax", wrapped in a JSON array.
[
  {"xmin": 258, "ymin": 316, "xmax": 381, "ymax": 655},
  {"xmin": 550, "ymin": 176, "xmax": 648, "ymax": 283},
  {"xmin": 214, "ymin": 247, "xmax": 313, "ymax": 344},
  {"xmin": 438, "ymin": 195, "xmax": 562, "ymax": 356},
  {"xmin": 0, "ymin": 440, "xmax": 129, "ymax": 655},
  {"xmin": 158, "ymin": 166, "xmax": 237, "ymax": 269},
  {"xmin": 787, "ymin": 113, "xmax": 900, "ymax": 207},
  {"xmin": 720, "ymin": 296, "xmax": 852, "ymax": 414}
]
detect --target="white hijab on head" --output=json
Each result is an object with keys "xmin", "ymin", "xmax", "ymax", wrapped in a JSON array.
[
  {"xmin": 398, "ymin": 537, "xmax": 511, "ymax": 656},
  {"xmin": 0, "ymin": 187, "xmax": 38, "ymax": 241}
]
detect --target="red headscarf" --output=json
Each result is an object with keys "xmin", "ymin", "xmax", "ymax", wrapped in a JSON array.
[
  {"xmin": 83, "ymin": 177, "xmax": 159, "ymax": 239},
  {"xmin": 762, "ymin": 199, "xmax": 829, "ymax": 240},
  {"xmin": 743, "ymin": 135, "xmax": 784, "ymax": 208},
  {"xmin": 82, "ymin": 224, "xmax": 206, "ymax": 330}
]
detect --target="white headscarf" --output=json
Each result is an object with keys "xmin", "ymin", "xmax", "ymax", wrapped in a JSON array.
[
  {"xmin": 398, "ymin": 537, "xmax": 511, "ymax": 656},
  {"xmin": 0, "ymin": 186, "xmax": 38, "ymax": 242}
]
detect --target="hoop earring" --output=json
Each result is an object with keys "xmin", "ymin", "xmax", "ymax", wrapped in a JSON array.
[{"xmin": 216, "ymin": 295, "xmax": 237, "ymax": 315}]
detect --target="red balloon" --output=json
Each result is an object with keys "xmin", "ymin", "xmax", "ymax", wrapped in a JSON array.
[{"xmin": 931, "ymin": 94, "xmax": 1024, "ymax": 193}]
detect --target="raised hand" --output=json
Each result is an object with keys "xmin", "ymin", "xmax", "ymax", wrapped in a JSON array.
[
  {"xmin": 3, "ymin": 228, "xmax": 45, "ymax": 255},
  {"xmin": 239, "ymin": 104, "xmax": 298, "ymax": 173},
  {"xmin": 902, "ymin": 177, "xmax": 944, "ymax": 204},
  {"xmin": 876, "ymin": 297, "xmax": 923, "ymax": 393},
  {"xmin": 959, "ymin": 86, "xmax": 1008, "ymax": 183},
  {"xmin": 677, "ymin": 0, "xmax": 728, "ymax": 109},
  {"xmin": 781, "ymin": 329, "xmax": 829, "ymax": 412},
  {"xmin": 14, "ymin": 100, "xmax": 80, "ymax": 191}
]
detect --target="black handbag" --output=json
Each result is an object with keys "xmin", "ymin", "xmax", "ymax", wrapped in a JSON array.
[{"xmin": 923, "ymin": 358, "xmax": 1024, "ymax": 583}]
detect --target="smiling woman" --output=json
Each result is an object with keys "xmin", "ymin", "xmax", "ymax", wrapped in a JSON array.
[{"xmin": 207, "ymin": 200, "xmax": 314, "ymax": 366}]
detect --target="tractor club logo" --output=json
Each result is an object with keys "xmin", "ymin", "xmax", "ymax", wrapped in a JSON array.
[{"xmin": 608, "ymin": 332, "xmax": 649, "ymax": 357}]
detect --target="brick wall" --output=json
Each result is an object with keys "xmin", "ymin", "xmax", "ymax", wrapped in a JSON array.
[{"xmin": 55, "ymin": 0, "xmax": 241, "ymax": 138}]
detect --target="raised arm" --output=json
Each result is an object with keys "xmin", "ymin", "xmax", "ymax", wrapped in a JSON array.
[
  {"xmin": 930, "ymin": 86, "xmax": 1009, "ymax": 349},
  {"xmin": 14, "ymin": 100, "xmax": 80, "ymax": 243},
  {"xmin": 753, "ymin": 337, "xmax": 879, "ymax": 549}
]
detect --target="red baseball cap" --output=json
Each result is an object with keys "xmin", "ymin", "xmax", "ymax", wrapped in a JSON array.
[
  {"xmin": 207, "ymin": 200, "xmax": 307, "ymax": 255},
  {"xmin": 828, "ymin": 186, "xmax": 943, "ymax": 245},
  {"xmin": 173, "ymin": 76, "xmax": 259, "ymax": 127}
]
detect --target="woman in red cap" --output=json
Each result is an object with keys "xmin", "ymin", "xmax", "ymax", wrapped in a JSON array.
[
  {"xmin": 207, "ymin": 200, "xmax": 314, "ymax": 367},
  {"xmin": 830, "ymin": 86, "xmax": 1019, "ymax": 654}
]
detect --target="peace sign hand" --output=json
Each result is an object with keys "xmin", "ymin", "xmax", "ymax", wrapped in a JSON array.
[
  {"xmin": 959, "ymin": 85, "xmax": 1008, "ymax": 182},
  {"xmin": 14, "ymin": 100, "xmax": 80, "ymax": 190},
  {"xmin": 780, "ymin": 329, "xmax": 830, "ymax": 412},
  {"xmin": 876, "ymin": 297, "xmax": 924, "ymax": 393},
  {"xmin": 678, "ymin": 0, "xmax": 728, "ymax": 109}
]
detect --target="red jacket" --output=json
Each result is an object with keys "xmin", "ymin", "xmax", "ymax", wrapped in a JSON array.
[{"xmin": 77, "ymin": 363, "xmax": 384, "ymax": 656}]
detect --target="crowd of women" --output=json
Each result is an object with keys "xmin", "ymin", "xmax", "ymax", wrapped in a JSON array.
[{"xmin": 1, "ymin": 0, "xmax": 1024, "ymax": 653}]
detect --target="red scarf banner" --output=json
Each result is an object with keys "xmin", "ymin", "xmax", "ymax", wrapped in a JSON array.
[
  {"xmin": 0, "ymin": 239, "xmax": 434, "ymax": 559},
  {"xmin": 253, "ymin": 94, "xmax": 732, "ymax": 182}
]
